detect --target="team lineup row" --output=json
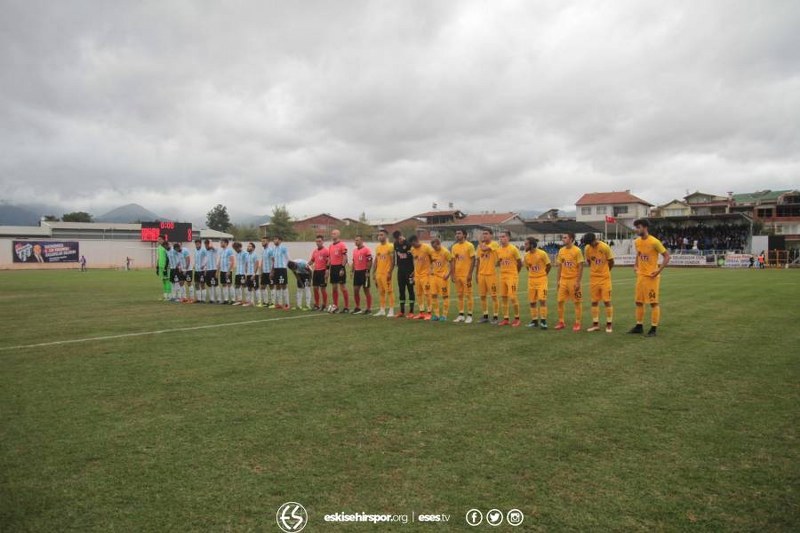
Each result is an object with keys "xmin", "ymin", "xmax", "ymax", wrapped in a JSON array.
[{"xmin": 155, "ymin": 219, "xmax": 671, "ymax": 335}]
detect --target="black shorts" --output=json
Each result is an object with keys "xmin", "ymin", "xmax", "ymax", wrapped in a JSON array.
[
  {"xmin": 398, "ymin": 270, "xmax": 414, "ymax": 287},
  {"xmin": 205, "ymin": 270, "xmax": 218, "ymax": 286},
  {"xmin": 170, "ymin": 269, "xmax": 184, "ymax": 283},
  {"xmin": 294, "ymin": 273, "xmax": 311, "ymax": 289},
  {"xmin": 329, "ymin": 265, "xmax": 347, "ymax": 284},
  {"xmin": 219, "ymin": 271, "xmax": 233, "ymax": 285},
  {"xmin": 312, "ymin": 270, "xmax": 327, "ymax": 287},
  {"xmin": 353, "ymin": 270, "xmax": 371, "ymax": 288},
  {"xmin": 190, "ymin": 271, "xmax": 204, "ymax": 284},
  {"xmin": 235, "ymin": 274, "xmax": 246, "ymax": 288},
  {"xmin": 247, "ymin": 274, "xmax": 257, "ymax": 290},
  {"xmin": 260, "ymin": 272, "xmax": 271, "ymax": 287},
  {"xmin": 272, "ymin": 268, "xmax": 288, "ymax": 286}
]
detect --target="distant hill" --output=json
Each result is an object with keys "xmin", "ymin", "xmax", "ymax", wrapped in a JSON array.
[
  {"xmin": 233, "ymin": 213, "xmax": 271, "ymax": 227},
  {"xmin": 96, "ymin": 203, "xmax": 165, "ymax": 223},
  {"xmin": 0, "ymin": 204, "xmax": 40, "ymax": 225}
]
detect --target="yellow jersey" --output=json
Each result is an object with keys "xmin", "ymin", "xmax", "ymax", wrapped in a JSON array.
[
  {"xmin": 557, "ymin": 245, "xmax": 584, "ymax": 280},
  {"xmin": 410, "ymin": 243, "xmax": 433, "ymax": 277},
  {"xmin": 635, "ymin": 236, "xmax": 666, "ymax": 277},
  {"xmin": 525, "ymin": 249, "xmax": 550, "ymax": 280},
  {"xmin": 374, "ymin": 242, "xmax": 394, "ymax": 274},
  {"xmin": 477, "ymin": 241, "xmax": 500, "ymax": 276},
  {"xmin": 450, "ymin": 241, "xmax": 476, "ymax": 278},
  {"xmin": 585, "ymin": 241, "xmax": 614, "ymax": 280},
  {"xmin": 496, "ymin": 244, "xmax": 522, "ymax": 277},
  {"xmin": 430, "ymin": 248, "xmax": 452, "ymax": 277}
]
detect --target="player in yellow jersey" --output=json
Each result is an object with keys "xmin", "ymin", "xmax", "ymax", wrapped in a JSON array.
[
  {"xmin": 581, "ymin": 232, "xmax": 615, "ymax": 333},
  {"xmin": 429, "ymin": 238, "xmax": 453, "ymax": 322},
  {"xmin": 475, "ymin": 229, "xmax": 501, "ymax": 324},
  {"xmin": 450, "ymin": 229, "xmax": 476, "ymax": 323},
  {"xmin": 523, "ymin": 237, "xmax": 551, "ymax": 329},
  {"xmin": 628, "ymin": 219, "xmax": 671, "ymax": 337},
  {"xmin": 495, "ymin": 231, "xmax": 523, "ymax": 327},
  {"xmin": 555, "ymin": 233, "xmax": 584, "ymax": 332},
  {"xmin": 408, "ymin": 235, "xmax": 434, "ymax": 320},
  {"xmin": 371, "ymin": 229, "xmax": 395, "ymax": 318}
]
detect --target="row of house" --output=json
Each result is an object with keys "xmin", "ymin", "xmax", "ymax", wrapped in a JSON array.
[{"xmin": 269, "ymin": 188, "xmax": 799, "ymax": 245}]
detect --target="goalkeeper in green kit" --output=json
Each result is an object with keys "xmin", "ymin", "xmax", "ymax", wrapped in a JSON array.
[{"xmin": 156, "ymin": 234, "xmax": 172, "ymax": 301}]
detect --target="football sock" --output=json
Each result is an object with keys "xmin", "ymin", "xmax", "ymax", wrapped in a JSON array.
[
  {"xmin": 558, "ymin": 301, "xmax": 565, "ymax": 321},
  {"xmin": 388, "ymin": 291, "xmax": 395, "ymax": 308},
  {"xmin": 342, "ymin": 288, "xmax": 350, "ymax": 308},
  {"xmin": 467, "ymin": 293, "xmax": 474, "ymax": 313},
  {"xmin": 480, "ymin": 296, "xmax": 488, "ymax": 315},
  {"xmin": 297, "ymin": 290, "xmax": 302, "ymax": 308},
  {"xmin": 365, "ymin": 291, "xmax": 372, "ymax": 309},
  {"xmin": 539, "ymin": 304, "xmax": 547, "ymax": 320},
  {"xmin": 530, "ymin": 304, "xmax": 537, "ymax": 320},
  {"xmin": 333, "ymin": 290, "xmax": 339, "ymax": 307},
  {"xmin": 606, "ymin": 305, "xmax": 613, "ymax": 323},
  {"xmin": 635, "ymin": 304, "xmax": 645, "ymax": 324},
  {"xmin": 443, "ymin": 295, "xmax": 450, "ymax": 316},
  {"xmin": 354, "ymin": 292, "xmax": 361, "ymax": 308},
  {"xmin": 574, "ymin": 303, "xmax": 582, "ymax": 324},
  {"xmin": 591, "ymin": 305, "xmax": 600, "ymax": 323},
  {"xmin": 492, "ymin": 298, "xmax": 500, "ymax": 317},
  {"xmin": 458, "ymin": 295, "xmax": 465, "ymax": 314},
  {"xmin": 501, "ymin": 297, "xmax": 509, "ymax": 319},
  {"xmin": 304, "ymin": 287, "xmax": 311, "ymax": 306},
  {"xmin": 651, "ymin": 305, "xmax": 660, "ymax": 326},
  {"xmin": 511, "ymin": 296, "xmax": 519, "ymax": 319},
  {"xmin": 322, "ymin": 290, "xmax": 328, "ymax": 307}
]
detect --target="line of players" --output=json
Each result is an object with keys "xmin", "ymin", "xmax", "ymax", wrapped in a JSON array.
[{"xmin": 155, "ymin": 219, "xmax": 671, "ymax": 335}]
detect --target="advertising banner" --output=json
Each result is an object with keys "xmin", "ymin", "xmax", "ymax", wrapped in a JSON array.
[{"xmin": 12, "ymin": 241, "xmax": 80, "ymax": 263}]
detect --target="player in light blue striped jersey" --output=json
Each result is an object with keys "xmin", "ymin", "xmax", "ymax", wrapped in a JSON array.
[
  {"xmin": 271, "ymin": 236, "xmax": 291, "ymax": 310},
  {"xmin": 259, "ymin": 236, "xmax": 275, "ymax": 308},
  {"xmin": 218, "ymin": 239, "xmax": 236, "ymax": 304},
  {"xmin": 232, "ymin": 242, "xmax": 247, "ymax": 305},
  {"xmin": 245, "ymin": 242, "xmax": 260, "ymax": 306}
]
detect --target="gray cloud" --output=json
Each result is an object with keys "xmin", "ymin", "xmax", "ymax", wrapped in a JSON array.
[{"xmin": 1, "ymin": 0, "xmax": 799, "ymax": 220}]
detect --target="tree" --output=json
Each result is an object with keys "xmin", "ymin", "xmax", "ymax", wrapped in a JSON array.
[
  {"xmin": 206, "ymin": 204, "xmax": 231, "ymax": 232},
  {"xmin": 267, "ymin": 205, "xmax": 297, "ymax": 241},
  {"xmin": 230, "ymin": 224, "xmax": 260, "ymax": 241},
  {"xmin": 43, "ymin": 215, "xmax": 60, "ymax": 222},
  {"xmin": 62, "ymin": 211, "xmax": 93, "ymax": 222}
]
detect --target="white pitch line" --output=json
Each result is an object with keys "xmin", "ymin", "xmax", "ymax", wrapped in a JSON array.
[{"xmin": 0, "ymin": 313, "xmax": 327, "ymax": 352}]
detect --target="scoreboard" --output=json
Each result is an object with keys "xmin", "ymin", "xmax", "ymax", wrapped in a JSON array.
[{"xmin": 140, "ymin": 221, "xmax": 193, "ymax": 243}]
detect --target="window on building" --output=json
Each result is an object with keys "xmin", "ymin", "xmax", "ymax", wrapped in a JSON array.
[
  {"xmin": 581, "ymin": 207, "xmax": 592, "ymax": 215},
  {"xmin": 613, "ymin": 206, "xmax": 629, "ymax": 216},
  {"xmin": 596, "ymin": 206, "xmax": 607, "ymax": 215}
]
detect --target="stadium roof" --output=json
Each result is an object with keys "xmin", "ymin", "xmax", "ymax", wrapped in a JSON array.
[
  {"xmin": 42, "ymin": 221, "xmax": 141, "ymax": 230},
  {"xmin": 731, "ymin": 190, "xmax": 795, "ymax": 204},
  {"xmin": 414, "ymin": 209, "xmax": 465, "ymax": 218},
  {"xmin": 458, "ymin": 212, "xmax": 521, "ymax": 225},
  {"xmin": 0, "ymin": 225, "xmax": 52, "ymax": 237},
  {"xmin": 575, "ymin": 191, "xmax": 653, "ymax": 206},
  {"xmin": 524, "ymin": 220, "xmax": 600, "ymax": 234}
]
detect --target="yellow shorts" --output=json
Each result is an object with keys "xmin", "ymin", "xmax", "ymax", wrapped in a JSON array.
[
  {"xmin": 429, "ymin": 276, "xmax": 450, "ymax": 298},
  {"xmin": 376, "ymin": 273, "xmax": 393, "ymax": 294},
  {"xmin": 589, "ymin": 280, "xmax": 612, "ymax": 302},
  {"xmin": 478, "ymin": 274, "xmax": 498, "ymax": 298},
  {"xmin": 500, "ymin": 275, "xmax": 519, "ymax": 297},
  {"xmin": 528, "ymin": 279, "xmax": 548, "ymax": 302},
  {"xmin": 453, "ymin": 275, "xmax": 473, "ymax": 296},
  {"xmin": 635, "ymin": 275, "xmax": 660, "ymax": 304},
  {"xmin": 557, "ymin": 280, "xmax": 583, "ymax": 302},
  {"xmin": 416, "ymin": 275, "xmax": 431, "ymax": 295}
]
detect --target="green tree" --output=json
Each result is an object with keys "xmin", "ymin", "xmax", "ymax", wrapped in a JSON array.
[
  {"xmin": 62, "ymin": 211, "xmax": 93, "ymax": 222},
  {"xmin": 267, "ymin": 205, "xmax": 297, "ymax": 241},
  {"xmin": 206, "ymin": 204, "xmax": 232, "ymax": 232},
  {"xmin": 230, "ymin": 224, "xmax": 260, "ymax": 241}
]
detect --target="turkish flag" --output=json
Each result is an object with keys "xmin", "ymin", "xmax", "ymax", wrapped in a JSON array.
[{"xmin": 605, "ymin": 215, "xmax": 616, "ymax": 223}]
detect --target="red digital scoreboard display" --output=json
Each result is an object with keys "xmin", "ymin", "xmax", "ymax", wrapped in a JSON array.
[{"xmin": 140, "ymin": 221, "xmax": 193, "ymax": 243}]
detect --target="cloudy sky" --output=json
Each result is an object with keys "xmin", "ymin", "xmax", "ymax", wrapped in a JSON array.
[{"xmin": 2, "ymin": 0, "xmax": 799, "ymax": 221}]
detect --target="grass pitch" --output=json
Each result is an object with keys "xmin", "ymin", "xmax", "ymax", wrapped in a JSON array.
[{"xmin": 1, "ymin": 267, "xmax": 798, "ymax": 531}]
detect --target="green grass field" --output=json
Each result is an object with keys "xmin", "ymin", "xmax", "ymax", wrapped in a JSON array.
[{"xmin": 1, "ymin": 268, "xmax": 798, "ymax": 531}]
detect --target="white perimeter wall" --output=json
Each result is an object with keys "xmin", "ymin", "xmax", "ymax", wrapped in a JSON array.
[{"xmin": 0, "ymin": 240, "xmax": 382, "ymax": 270}]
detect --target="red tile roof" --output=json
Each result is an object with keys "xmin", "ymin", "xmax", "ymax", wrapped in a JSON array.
[{"xmin": 575, "ymin": 191, "xmax": 652, "ymax": 206}]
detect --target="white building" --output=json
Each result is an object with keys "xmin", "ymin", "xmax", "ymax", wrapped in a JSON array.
[{"xmin": 575, "ymin": 191, "xmax": 653, "ymax": 227}]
